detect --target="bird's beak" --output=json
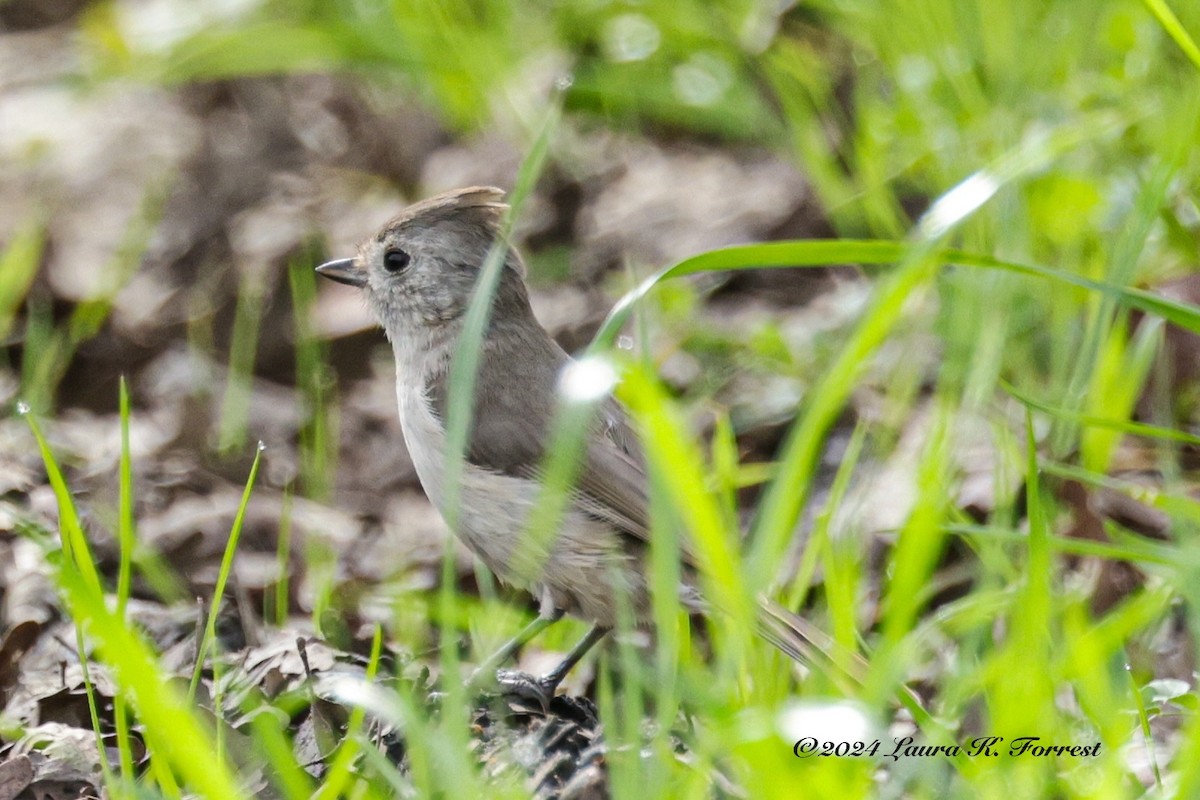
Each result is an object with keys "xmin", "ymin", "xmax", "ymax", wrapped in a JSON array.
[{"xmin": 315, "ymin": 257, "xmax": 368, "ymax": 288}]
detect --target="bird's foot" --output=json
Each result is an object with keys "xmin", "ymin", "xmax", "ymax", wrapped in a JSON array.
[{"xmin": 494, "ymin": 668, "xmax": 560, "ymax": 713}]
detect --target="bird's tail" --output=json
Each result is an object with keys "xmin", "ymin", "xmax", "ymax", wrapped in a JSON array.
[{"xmin": 756, "ymin": 597, "xmax": 868, "ymax": 690}]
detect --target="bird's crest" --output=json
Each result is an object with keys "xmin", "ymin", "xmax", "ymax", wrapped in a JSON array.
[{"xmin": 379, "ymin": 186, "xmax": 509, "ymax": 239}]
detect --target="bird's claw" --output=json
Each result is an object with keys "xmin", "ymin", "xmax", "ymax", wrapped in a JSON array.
[{"xmin": 494, "ymin": 668, "xmax": 558, "ymax": 712}]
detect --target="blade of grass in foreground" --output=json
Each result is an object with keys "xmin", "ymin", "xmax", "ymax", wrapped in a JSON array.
[
  {"xmin": 22, "ymin": 406, "xmax": 116, "ymax": 793},
  {"xmin": 1141, "ymin": 0, "xmax": 1200, "ymax": 71},
  {"xmin": 799, "ymin": 420, "xmax": 868, "ymax": 644},
  {"xmin": 188, "ymin": 441, "xmax": 264, "ymax": 700},
  {"xmin": 1080, "ymin": 319, "xmax": 1163, "ymax": 473},
  {"xmin": 436, "ymin": 91, "xmax": 558, "ymax": 704},
  {"xmin": 618, "ymin": 364, "xmax": 757, "ymax": 675},
  {"xmin": 246, "ymin": 703, "xmax": 316, "ymax": 800},
  {"xmin": 54, "ymin": 561, "xmax": 243, "ymax": 799},
  {"xmin": 512, "ymin": 355, "xmax": 618, "ymax": 588},
  {"xmin": 945, "ymin": 523, "xmax": 1179, "ymax": 567},
  {"xmin": 1052, "ymin": 129, "xmax": 1189, "ymax": 458},
  {"xmin": 999, "ymin": 379, "xmax": 1200, "ymax": 448},
  {"xmin": 117, "ymin": 376, "xmax": 136, "ymax": 612},
  {"xmin": 312, "ymin": 625, "xmax": 384, "ymax": 800},
  {"xmin": 21, "ymin": 404, "xmax": 101, "ymax": 592},
  {"xmin": 114, "ymin": 377, "xmax": 137, "ymax": 781},
  {"xmin": 1038, "ymin": 460, "xmax": 1200, "ymax": 535},
  {"xmin": 440, "ymin": 97, "xmax": 559, "ymax": 532},
  {"xmin": 589, "ymin": 240, "xmax": 1200, "ymax": 350},
  {"xmin": 324, "ymin": 675, "xmax": 489, "ymax": 797},
  {"xmin": 581, "ymin": 211, "xmax": 1200, "ymax": 602},
  {"xmin": 1161, "ymin": 583, "xmax": 1200, "ymax": 793},
  {"xmin": 273, "ymin": 487, "xmax": 294, "ymax": 627},
  {"xmin": 870, "ymin": 403, "xmax": 953, "ymax": 705},
  {"xmin": 746, "ymin": 246, "xmax": 940, "ymax": 591},
  {"xmin": 24, "ymin": 402, "xmax": 241, "ymax": 798}
]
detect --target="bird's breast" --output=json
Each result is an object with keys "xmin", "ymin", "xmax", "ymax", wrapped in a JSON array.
[
  {"xmin": 394, "ymin": 377, "xmax": 652, "ymax": 627},
  {"xmin": 396, "ymin": 379, "xmax": 543, "ymax": 580}
]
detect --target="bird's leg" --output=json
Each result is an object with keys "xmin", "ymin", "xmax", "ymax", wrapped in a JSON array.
[
  {"xmin": 538, "ymin": 624, "xmax": 610, "ymax": 691},
  {"xmin": 467, "ymin": 609, "xmax": 564, "ymax": 688},
  {"xmin": 496, "ymin": 624, "xmax": 610, "ymax": 709}
]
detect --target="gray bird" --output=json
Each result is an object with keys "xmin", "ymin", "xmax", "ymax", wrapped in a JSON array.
[{"xmin": 317, "ymin": 186, "xmax": 851, "ymax": 704}]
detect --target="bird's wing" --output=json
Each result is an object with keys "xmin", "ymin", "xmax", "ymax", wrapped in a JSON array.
[
  {"xmin": 567, "ymin": 396, "xmax": 704, "ymax": 569},
  {"xmin": 574, "ymin": 400, "xmax": 653, "ymax": 538},
  {"xmin": 428, "ymin": 338, "xmax": 698, "ymax": 566}
]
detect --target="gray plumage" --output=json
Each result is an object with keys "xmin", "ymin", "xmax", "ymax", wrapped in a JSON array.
[
  {"xmin": 320, "ymin": 186, "xmax": 694, "ymax": 627},
  {"xmin": 318, "ymin": 186, "xmax": 855, "ymax": 691}
]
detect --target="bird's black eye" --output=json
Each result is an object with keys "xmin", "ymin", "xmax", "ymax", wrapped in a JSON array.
[{"xmin": 383, "ymin": 248, "xmax": 411, "ymax": 273}]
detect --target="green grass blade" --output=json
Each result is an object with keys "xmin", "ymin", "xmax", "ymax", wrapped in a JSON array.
[
  {"xmin": 511, "ymin": 355, "xmax": 615, "ymax": 586},
  {"xmin": 246, "ymin": 707, "xmax": 316, "ymax": 800},
  {"xmin": 114, "ymin": 376, "xmax": 137, "ymax": 781},
  {"xmin": 1052, "ymin": 146, "xmax": 1184, "ymax": 456},
  {"xmin": 1039, "ymin": 460, "xmax": 1200, "ymax": 540},
  {"xmin": 440, "ymin": 96, "xmax": 560, "ymax": 528},
  {"xmin": 289, "ymin": 258, "xmax": 336, "ymax": 500},
  {"xmin": 117, "ymin": 376, "xmax": 135, "ymax": 613},
  {"xmin": 313, "ymin": 625, "xmax": 384, "ymax": 800},
  {"xmin": 1080, "ymin": 318, "xmax": 1164, "ymax": 472},
  {"xmin": 589, "ymin": 240, "xmax": 1200, "ymax": 354},
  {"xmin": 22, "ymin": 406, "xmax": 102, "ymax": 592},
  {"xmin": 794, "ymin": 420, "xmax": 868, "ymax": 633},
  {"xmin": 1141, "ymin": 0, "xmax": 1200, "ymax": 71},
  {"xmin": 619, "ymin": 364, "xmax": 757, "ymax": 664},
  {"xmin": 273, "ymin": 487, "xmax": 293, "ymax": 627},
  {"xmin": 0, "ymin": 219, "xmax": 44, "ymax": 343},
  {"xmin": 878, "ymin": 405, "xmax": 952, "ymax": 644},
  {"xmin": 1000, "ymin": 378, "xmax": 1200, "ymax": 447},
  {"xmin": 437, "ymin": 92, "xmax": 559, "ymax": 699},
  {"xmin": 54, "ymin": 561, "xmax": 243, "ymax": 799},
  {"xmin": 151, "ymin": 22, "xmax": 385, "ymax": 82},
  {"xmin": 189, "ymin": 441, "xmax": 264, "ymax": 699},
  {"xmin": 218, "ymin": 272, "xmax": 267, "ymax": 454},
  {"xmin": 23, "ymin": 399, "xmax": 228, "ymax": 797},
  {"xmin": 745, "ymin": 248, "xmax": 939, "ymax": 590},
  {"xmin": 946, "ymin": 522, "xmax": 1179, "ymax": 567},
  {"xmin": 70, "ymin": 582, "xmax": 117, "ymax": 795}
]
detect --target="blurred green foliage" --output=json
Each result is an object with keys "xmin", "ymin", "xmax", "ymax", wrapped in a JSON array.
[
  {"xmin": 19, "ymin": 0, "xmax": 1200, "ymax": 797},
  {"xmin": 79, "ymin": 0, "xmax": 1200, "ymax": 407},
  {"xmin": 86, "ymin": 1, "xmax": 1198, "ymax": 236}
]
